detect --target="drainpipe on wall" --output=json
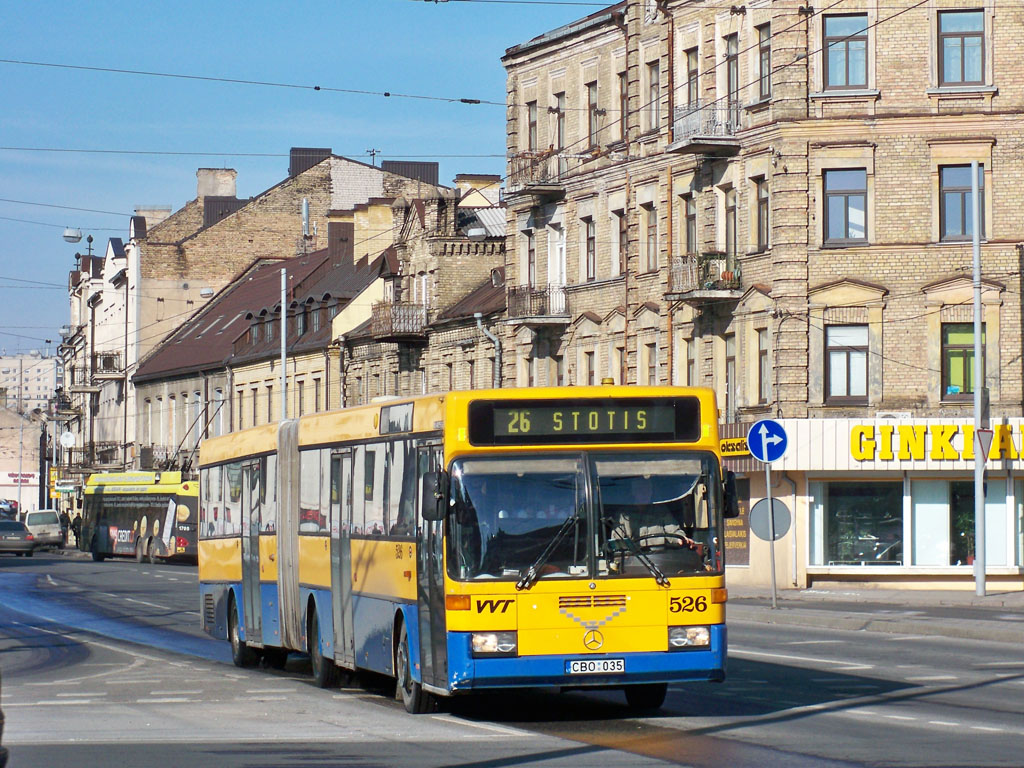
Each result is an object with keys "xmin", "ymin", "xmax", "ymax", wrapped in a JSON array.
[{"xmin": 475, "ymin": 313, "xmax": 502, "ymax": 388}]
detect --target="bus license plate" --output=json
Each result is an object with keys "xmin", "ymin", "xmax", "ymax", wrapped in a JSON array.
[{"xmin": 566, "ymin": 658, "xmax": 625, "ymax": 675}]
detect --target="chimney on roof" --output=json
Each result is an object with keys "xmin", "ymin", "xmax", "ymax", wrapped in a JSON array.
[
  {"xmin": 197, "ymin": 168, "xmax": 237, "ymax": 200},
  {"xmin": 328, "ymin": 214, "xmax": 354, "ymax": 269},
  {"xmin": 381, "ymin": 160, "xmax": 439, "ymax": 187},
  {"xmin": 289, "ymin": 148, "xmax": 332, "ymax": 178},
  {"xmin": 133, "ymin": 207, "xmax": 172, "ymax": 231}
]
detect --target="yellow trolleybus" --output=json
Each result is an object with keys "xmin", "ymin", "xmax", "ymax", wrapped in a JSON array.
[
  {"xmin": 197, "ymin": 386, "xmax": 738, "ymax": 712},
  {"xmin": 81, "ymin": 471, "xmax": 199, "ymax": 563}
]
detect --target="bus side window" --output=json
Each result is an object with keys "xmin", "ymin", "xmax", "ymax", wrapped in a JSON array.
[
  {"xmin": 389, "ymin": 440, "xmax": 416, "ymax": 536},
  {"xmin": 351, "ymin": 445, "xmax": 366, "ymax": 535},
  {"xmin": 364, "ymin": 444, "xmax": 386, "ymax": 535},
  {"xmin": 299, "ymin": 449, "xmax": 322, "ymax": 535},
  {"xmin": 262, "ymin": 455, "xmax": 278, "ymax": 532}
]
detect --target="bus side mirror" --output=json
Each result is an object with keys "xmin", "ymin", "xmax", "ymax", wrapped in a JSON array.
[
  {"xmin": 723, "ymin": 470, "xmax": 740, "ymax": 519},
  {"xmin": 421, "ymin": 471, "xmax": 448, "ymax": 522}
]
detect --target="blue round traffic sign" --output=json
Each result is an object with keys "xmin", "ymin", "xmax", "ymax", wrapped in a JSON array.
[{"xmin": 747, "ymin": 419, "xmax": 788, "ymax": 463}]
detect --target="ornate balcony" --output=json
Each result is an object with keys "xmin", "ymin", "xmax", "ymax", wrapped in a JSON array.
[
  {"xmin": 667, "ymin": 101, "xmax": 741, "ymax": 156},
  {"xmin": 371, "ymin": 301, "xmax": 428, "ymax": 342},
  {"xmin": 506, "ymin": 284, "xmax": 570, "ymax": 327},
  {"xmin": 506, "ymin": 150, "xmax": 587, "ymax": 198},
  {"xmin": 666, "ymin": 253, "xmax": 743, "ymax": 303}
]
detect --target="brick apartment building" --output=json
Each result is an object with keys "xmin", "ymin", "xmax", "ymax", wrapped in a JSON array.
[{"xmin": 500, "ymin": 0, "xmax": 1024, "ymax": 589}]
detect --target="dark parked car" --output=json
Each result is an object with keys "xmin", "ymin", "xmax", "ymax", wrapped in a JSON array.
[{"xmin": 0, "ymin": 519, "xmax": 36, "ymax": 556}]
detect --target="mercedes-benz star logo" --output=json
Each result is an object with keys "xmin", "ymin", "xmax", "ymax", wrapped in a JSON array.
[{"xmin": 583, "ymin": 629, "xmax": 604, "ymax": 650}]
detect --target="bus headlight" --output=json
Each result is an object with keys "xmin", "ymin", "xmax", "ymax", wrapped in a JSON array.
[
  {"xmin": 471, "ymin": 631, "xmax": 518, "ymax": 657},
  {"xmin": 669, "ymin": 626, "xmax": 710, "ymax": 649}
]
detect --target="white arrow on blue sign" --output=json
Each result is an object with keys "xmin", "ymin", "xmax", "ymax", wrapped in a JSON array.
[{"xmin": 747, "ymin": 419, "xmax": 788, "ymax": 463}]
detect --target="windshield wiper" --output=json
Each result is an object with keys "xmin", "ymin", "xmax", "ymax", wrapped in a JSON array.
[
  {"xmin": 515, "ymin": 513, "xmax": 579, "ymax": 591},
  {"xmin": 603, "ymin": 521, "xmax": 671, "ymax": 588}
]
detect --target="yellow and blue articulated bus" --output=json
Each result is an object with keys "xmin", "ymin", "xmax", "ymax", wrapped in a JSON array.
[
  {"xmin": 198, "ymin": 386, "xmax": 739, "ymax": 713},
  {"xmin": 81, "ymin": 471, "xmax": 199, "ymax": 563}
]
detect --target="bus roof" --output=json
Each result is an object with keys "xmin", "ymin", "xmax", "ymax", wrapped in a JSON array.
[{"xmin": 84, "ymin": 471, "xmax": 197, "ymax": 495}]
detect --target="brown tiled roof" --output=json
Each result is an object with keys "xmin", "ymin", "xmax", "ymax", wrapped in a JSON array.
[{"xmin": 134, "ymin": 250, "xmax": 333, "ymax": 382}]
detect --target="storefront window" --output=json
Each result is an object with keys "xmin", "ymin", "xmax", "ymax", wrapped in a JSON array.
[
  {"xmin": 825, "ymin": 482, "xmax": 902, "ymax": 565},
  {"xmin": 949, "ymin": 482, "xmax": 975, "ymax": 565}
]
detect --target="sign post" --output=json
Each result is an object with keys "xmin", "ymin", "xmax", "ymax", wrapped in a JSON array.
[{"xmin": 747, "ymin": 419, "xmax": 789, "ymax": 609}]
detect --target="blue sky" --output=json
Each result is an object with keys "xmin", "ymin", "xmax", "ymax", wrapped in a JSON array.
[{"xmin": 0, "ymin": 0, "xmax": 596, "ymax": 354}]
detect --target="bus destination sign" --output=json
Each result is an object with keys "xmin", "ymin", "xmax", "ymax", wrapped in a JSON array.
[{"xmin": 468, "ymin": 397, "xmax": 700, "ymax": 445}]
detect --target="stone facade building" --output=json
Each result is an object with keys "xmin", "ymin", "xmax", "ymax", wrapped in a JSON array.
[{"xmin": 500, "ymin": 0, "xmax": 1024, "ymax": 589}]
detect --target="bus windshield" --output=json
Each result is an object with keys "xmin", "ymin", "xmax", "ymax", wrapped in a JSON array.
[{"xmin": 447, "ymin": 451, "xmax": 721, "ymax": 582}]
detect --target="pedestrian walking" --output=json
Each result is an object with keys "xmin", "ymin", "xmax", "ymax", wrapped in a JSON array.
[
  {"xmin": 59, "ymin": 510, "xmax": 71, "ymax": 547},
  {"xmin": 71, "ymin": 513, "xmax": 82, "ymax": 548}
]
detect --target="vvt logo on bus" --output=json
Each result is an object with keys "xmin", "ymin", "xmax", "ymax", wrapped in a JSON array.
[{"xmin": 476, "ymin": 599, "xmax": 514, "ymax": 614}]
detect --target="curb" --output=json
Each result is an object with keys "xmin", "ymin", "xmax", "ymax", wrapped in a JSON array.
[{"xmin": 729, "ymin": 604, "xmax": 1024, "ymax": 644}]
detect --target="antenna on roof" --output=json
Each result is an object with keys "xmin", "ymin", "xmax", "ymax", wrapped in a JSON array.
[{"xmin": 366, "ymin": 148, "xmax": 381, "ymax": 166}]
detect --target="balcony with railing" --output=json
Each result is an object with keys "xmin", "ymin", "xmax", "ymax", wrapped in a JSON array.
[
  {"xmin": 371, "ymin": 301, "xmax": 428, "ymax": 342},
  {"xmin": 666, "ymin": 253, "xmax": 743, "ymax": 302},
  {"xmin": 67, "ymin": 368, "xmax": 100, "ymax": 394},
  {"xmin": 91, "ymin": 350, "xmax": 124, "ymax": 379},
  {"xmin": 668, "ymin": 101, "xmax": 741, "ymax": 155},
  {"xmin": 506, "ymin": 150, "xmax": 588, "ymax": 197},
  {"xmin": 506, "ymin": 284, "xmax": 570, "ymax": 326}
]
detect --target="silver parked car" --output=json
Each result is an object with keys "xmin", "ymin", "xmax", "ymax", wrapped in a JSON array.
[
  {"xmin": 0, "ymin": 519, "xmax": 36, "ymax": 556},
  {"xmin": 24, "ymin": 509, "xmax": 63, "ymax": 549}
]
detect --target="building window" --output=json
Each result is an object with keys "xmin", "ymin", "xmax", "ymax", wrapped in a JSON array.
[
  {"xmin": 467, "ymin": 360, "xmax": 475, "ymax": 389},
  {"xmin": 686, "ymin": 48, "xmax": 699, "ymax": 106},
  {"xmin": 942, "ymin": 322, "xmax": 984, "ymax": 400},
  {"xmin": 826, "ymin": 325, "xmax": 868, "ymax": 402},
  {"xmin": 824, "ymin": 14, "xmax": 868, "ymax": 89},
  {"xmin": 725, "ymin": 34, "xmax": 739, "ymax": 125},
  {"xmin": 644, "ymin": 204, "xmax": 658, "ymax": 271},
  {"xmin": 758, "ymin": 24, "xmax": 771, "ymax": 99},
  {"xmin": 756, "ymin": 177, "xmax": 770, "ymax": 251},
  {"xmin": 584, "ymin": 217, "xmax": 597, "ymax": 281},
  {"xmin": 554, "ymin": 92, "xmax": 566, "ymax": 150},
  {"xmin": 615, "ymin": 209, "xmax": 628, "ymax": 274},
  {"xmin": 311, "ymin": 306, "xmax": 321, "ymax": 333},
  {"xmin": 585, "ymin": 351, "xmax": 596, "ymax": 386},
  {"xmin": 526, "ymin": 101, "xmax": 538, "ymax": 151},
  {"xmin": 615, "ymin": 346, "xmax": 625, "ymax": 384},
  {"xmin": 447, "ymin": 362, "xmax": 454, "ymax": 391},
  {"xmin": 724, "ymin": 188, "xmax": 737, "ymax": 257},
  {"xmin": 617, "ymin": 72, "xmax": 628, "ymax": 140},
  {"xmin": 940, "ymin": 164, "xmax": 984, "ymax": 241},
  {"xmin": 587, "ymin": 81, "xmax": 599, "ymax": 147},
  {"xmin": 822, "ymin": 482, "xmax": 903, "ymax": 566},
  {"xmin": 645, "ymin": 342, "xmax": 658, "ymax": 385},
  {"xmin": 297, "ymin": 381, "xmax": 305, "ymax": 417},
  {"xmin": 526, "ymin": 231, "xmax": 536, "ymax": 287},
  {"xmin": 724, "ymin": 333, "xmax": 736, "ymax": 421},
  {"xmin": 824, "ymin": 169, "xmax": 867, "ymax": 244},
  {"xmin": 250, "ymin": 388, "xmax": 258, "ymax": 426},
  {"xmin": 686, "ymin": 339, "xmax": 695, "ymax": 386},
  {"xmin": 683, "ymin": 195, "xmax": 696, "ymax": 254},
  {"xmin": 647, "ymin": 61, "xmax": 660, "ymax": 131},
  {"xmin": 313, "ymin": 379, "xmax": 321, "ymax": 412},
  {"xmin": 266, "ymin": 318, "xmax": 275, "ymax": 343},
  {"xmin": 939, "ymin": 10, "xmax": 984, "ymax": 86},
  {"xmin": 235, "ymin": 391, "xmax": 243, "ymax": 430},
  {"xmin": 758, "ymin": 329, "xmax": 770, "ymax": 403}
]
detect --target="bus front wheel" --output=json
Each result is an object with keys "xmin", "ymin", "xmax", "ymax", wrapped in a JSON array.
[
  {"xmin": 135, "ymin": 538, "xmax": 147, "ymax": 562},
  {"xmin": 396, "ymin": 623, "xmax": 433, "ymax": 714},
  {"xmin": 624, "ymin": 682, "xmax": 667, "ymax": 711},
  {"xmin": 90, "ymin": 540, "xmax": 105, "ymax": 562},
  {"xmin": 229, "ymin": 599, "xmax": 258, "ymax": 668}
]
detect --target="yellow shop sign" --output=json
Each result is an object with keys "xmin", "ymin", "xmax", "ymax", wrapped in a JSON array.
[{"xmin": 850, "ymin": 423, "xmax": 1018, "ymax": 462}]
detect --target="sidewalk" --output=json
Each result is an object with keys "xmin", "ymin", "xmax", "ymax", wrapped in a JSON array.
[{"xmin": 727, "ymin": 584, "xmax": 1024, "ymax": 644}]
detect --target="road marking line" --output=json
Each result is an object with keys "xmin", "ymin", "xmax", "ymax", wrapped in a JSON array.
[
  {"xmin": 906, "ymin": 675, "xmax": 957, "ymax": 682},
  {"xmin": 885, "ymin": 715, "xmax": 916, "ymax": 721},
  {"xmin": 245, "ymin": 689, "xmax": 292, "ymax": 694},
  {"xmin": 123, "ymin": 597, "xmax": 173, "ymax": 610},
  {"xmin": 784, "ymin": 640, "xmax": 843, "ymax": 646},
  {"xmin": 431, "ymin": 714, "xmax": 526, "ymax": 736},
  {"xmin": 928, "ymin": 721, "xmax": 958, "ymax": 727},
  {"xmin": 135, "ymin": 697, "xmax": 196, "ymax": 703},
  {"xmin": 46, "ymin": 574, "xmax": 58, "ymax": 586},
  {"xmin": 56, "ymin": 692, "xmax": 107, "ymax": 697},
  {"xmin": 168, "ymin": 577, "xmax": 179, "ymax": 581},
  {"xmin": 974, "ymin": 661, "xmax": 1024, "ymax": 668},
  {"xmin": 153, "ymin": 690, "xmax": 202, "ymax": 695},
  {"xmin": 970, "ymin": 726, "xmax": 1004, "ymax": 732},
  {"xmin": 732, "ymin": 647, "xmax": 875, "ymax": 670},
  {"xmin": 106, "ymin": 680, "xmax": 164, "ymax": 685},
  {"xmin": 6, "ymin": 701, "xmax": 95, "ymax": 707}
]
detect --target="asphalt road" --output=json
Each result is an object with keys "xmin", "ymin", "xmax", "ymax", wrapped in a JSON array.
[{"xmin": 1, "ymin": 551, "xmax": 1022, "ymax": 767}]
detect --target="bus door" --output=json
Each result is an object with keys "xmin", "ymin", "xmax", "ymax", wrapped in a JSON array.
[
  {"xmin": 330, "ymin": 451, "xmax": 355, "ymax": 669},
  {"xmin": 241, "ymin": 460, "xmax": 263, "ymax": 647},
  {"xmin": 416, "ymin": 443, "xmax": 446, "ymax": 690}
]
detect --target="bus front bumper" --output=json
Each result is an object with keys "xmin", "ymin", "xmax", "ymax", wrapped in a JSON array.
[{"xmin": 445, "ymin": 625, "xmax": 726, "ymax": 692}]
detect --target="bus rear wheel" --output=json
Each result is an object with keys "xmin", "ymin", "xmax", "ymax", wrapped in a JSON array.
[
  {"xmin": 308, "ymin": 609, "xmax": 338, "ymax": 688},
  {"xmin": 396, "ymin": 623, "xmax": 433, "ymax": 714},
  {"xmin": 147, "ymin": 539, "xmax": 162, "ymax": 564},
  {"xmin": 229, "ymin": 599, "xmax": 258, "ymax": 668},
  {"xmin": 624, "ymin": 682, "xmax": 667, "ymax": 711},
  {"xmin": 135, "ymin": 538, "xmax": 147, "ymax": 562}
]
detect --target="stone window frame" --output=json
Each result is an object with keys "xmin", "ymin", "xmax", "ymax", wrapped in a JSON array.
[
  {"xmin": 808, "ymin": 279, "xmax": 887, "ymax": 408},
  {"xmin": 926, "ymin": 139, "xmax": 993, "ymax": 244},
  {"xmin": 644, "ymin": 58, "xmax": 661, "ymax": 133},
  {"xmin": 929, "ymin": 7, "xmax": 994, "ymax": 92},
  {"xmin": 810, "ymin": 144, "xmax": 876, "ymax": 248},
  {"xmin": 808, "ymin": 10, "xmax": 878, "ymax": 98},
  {"xmin": 824, "ymin": 324, "xmax": 869, "ymax": 405}
]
